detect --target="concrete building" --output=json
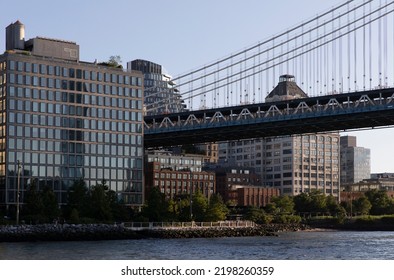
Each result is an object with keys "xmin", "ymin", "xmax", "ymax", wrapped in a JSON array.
[
  {"xmin": 0, "ymin": 21, "xmax": 144, "ymax": 210},
  {"xmin": 340, "ymin": 135, "xmax": 371, "ymax": 184},
  {"xmin": 144, "ymin": 150, "xmax": 215, "ymax": 198},
  {"xmin": 218, "ymin": 75, "xmax": 341, "ymax": 198}
]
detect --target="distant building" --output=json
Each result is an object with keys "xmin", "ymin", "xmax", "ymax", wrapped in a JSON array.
[
  {"xmin": 214, "ymin": 166, "xmax": 260, "ymax": 199},
  {"xmin": 227, "ymin": 185, "xmax": 279, "ymax": 208},
  {"xmin": 128, "ymin": 59, "xmax": 186, "ymax": 116},
  {"xmin": 144, "ymin": 150, "xmax": 215, "ymax": 198},
  {"xmin": 340, "ymin": 135, "xmax": 371, "ymax": 184},
  {"xmin": 0, "ymin": 21, "xmax": 144, "ymax": 209}
]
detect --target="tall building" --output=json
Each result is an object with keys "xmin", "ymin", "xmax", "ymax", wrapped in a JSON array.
[
  {"xmin": 340, "ymin": 135, "xmax": 371, "ymax": 184},
  {"xmin": 0, "ymin": 21, "xmax": 144, "ymax": 210},
  {"xmin": 127, "ymin": 59, "xmax": 186, "ymax": 116},
  {"xmin": 218, "ymin": 75, "xmax": 341, "ymax": 197}
]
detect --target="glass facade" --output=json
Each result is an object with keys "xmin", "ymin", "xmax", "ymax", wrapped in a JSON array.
[
  {"xmin": 128, "ymin": 59, "xmax": 186, "ymax": 115},
  {"xmin": 0, "ymin": 54, "xmax": 144, "ymax": 208}
]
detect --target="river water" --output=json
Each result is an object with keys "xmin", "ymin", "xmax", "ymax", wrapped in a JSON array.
[{"xmin": 1, "ymin": 230, "xmax": 394, "ymax": 260}]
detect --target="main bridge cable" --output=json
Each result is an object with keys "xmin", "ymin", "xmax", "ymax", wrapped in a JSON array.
[
  {"xmin": 146, "ymin": 1, "xmax": 394, "ymax": 112},
  {"xmin": 145, "ymin": 0, "xmax": 369, "ymax": 98},
  {"xmin": 143, "ymin": 0, "xmax": 362, "ymax": 103},
  {"xmin": 144, "ymin": 1, "xmax": 371, "ymax": 111}
]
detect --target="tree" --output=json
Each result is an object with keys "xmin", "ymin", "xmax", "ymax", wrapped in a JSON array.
[
  {"xmin": 41, "ymin": 185, "xmax": 60, "ymax": 222},
  {"xmin": 108, "ymin": 55, "xmax": 122, "ymax": 68},
  {"xmin": 89, "ymin": 181, "xmax": 113, "ymax": 222},
  {"xmin": 192, "ymin": 190, "xmax": 208, "ymax": 222},
  {"xmin": 293, "ymin": 192, "xmax": 312, "ymax": 214},
  {"xmin": 326, "ymin": 195, "xmax": 346, "ymax": 217},
  {"xmin": 205, "ymin": 194, "xmax": 229, "ymax": 222},
  {"xmin": 142, "ymin": 187, "xmax": 169, "ymax": 222},
  {"xmin": 22, "ymin": 182, "xmax": 44, "ymax": 223},
  {"xmin": 244, "ymin": 206, "xmax": 272, "ymax": 224},
  {"xmin": 352, "ymin": 196, "xmax": 372, "ymax": 215},
  {"xmin": 269, "ymin": 195, "xmax": 295, "ymax": 214},
  {"xmin": 66, "ymin": 179, "xmax": 89, "ymax": 219},
  {"xmin": 365, "ymin": 189, "xmax": 393, "ymax": 215}
]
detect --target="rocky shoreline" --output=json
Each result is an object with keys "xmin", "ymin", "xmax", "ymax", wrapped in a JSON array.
[{"xmin": 0, "ymin": 223, "xmax": 309, "ymax": 243}]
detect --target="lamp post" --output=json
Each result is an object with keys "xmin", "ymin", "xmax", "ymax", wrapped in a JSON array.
[
  {"xmin": 189, "ymin": 168, "xmax": 193, "ymax": 221},
  {"xmin": 16, "ymin": 160, "xmax": 21, "ymax": 225}
]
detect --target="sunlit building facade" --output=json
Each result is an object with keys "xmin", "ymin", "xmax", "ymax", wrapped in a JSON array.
[{"xmin": 0, "ymin": 21, "xmax": 144, "ymax": 210}]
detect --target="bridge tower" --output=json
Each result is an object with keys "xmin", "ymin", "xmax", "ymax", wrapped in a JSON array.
[{"xmin": 218, "ymin": 75, "xmax": 341, "ymax": 198}]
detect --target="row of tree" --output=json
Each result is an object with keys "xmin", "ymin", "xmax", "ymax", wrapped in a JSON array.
[
  {"xmin": 3, "ymin": 182, "xmax": 394, "ymax": 225},
  {"xmin": 138, "ymin": 187, "xmax": 229, "ymax": 222},
  {"xmin": 140, "ymin": 188, "xmax": 394, "ymax": 224},
  {"xmin": 18, "ymin": 179, "xmax": 130, "ymax": 224}
]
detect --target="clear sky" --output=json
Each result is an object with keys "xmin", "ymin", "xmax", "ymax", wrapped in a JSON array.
[{"xmin": 1, "ymin": 0, "xmax": 394, "ymax": 173}]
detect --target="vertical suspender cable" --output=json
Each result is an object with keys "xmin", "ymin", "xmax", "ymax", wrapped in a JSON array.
[
  {"xmin": 348, "ymin": 2, "xmax": 351, "ymax": 91},
  {"xmin": 379, "ymin": 0, "xmax": 382, "ymax": 87},
  {"xmin": 384, "ymin": 0, "xmax": 388, "ymax": 87},
  {"xmin": 332, "ymin": 10, "xmax": 336, "ymax": 92},
  {"xmin": 338, "ymin": 12, "xmax": 343, "ymax": 93},
  {"xmin": 354, "ymin": 5, "xmax": 357, "ymax": 91},
  {"xmin": 369, "ymin": 1, "xmax": 372, "ymax": 89},
  {"xmin": 363, "ymin": 3, "xmax": 366, "ymax": 90}
]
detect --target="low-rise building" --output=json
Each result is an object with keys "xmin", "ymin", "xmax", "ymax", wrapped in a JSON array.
[
  {"xmin": 227, "ymin": 185, "xmax": 280, "ymax": 208},
  {"xmin": 145, "ymin": 151, "xmax": 215, "ymax": 198}
]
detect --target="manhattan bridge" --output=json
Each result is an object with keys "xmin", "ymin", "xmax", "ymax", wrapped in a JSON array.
[{"xmin": 144, "ymin": 0, "xmax": 394, "ymax": 148}]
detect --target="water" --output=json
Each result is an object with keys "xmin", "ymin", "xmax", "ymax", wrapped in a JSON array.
[{"xmin": 1, "ymin": 230, "xmax": 394, "ymax": 260}]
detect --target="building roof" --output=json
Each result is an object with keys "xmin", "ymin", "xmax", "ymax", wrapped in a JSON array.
[{"xmin": 266, "ymin": 74, "xmax": 308, "ymax": 102}]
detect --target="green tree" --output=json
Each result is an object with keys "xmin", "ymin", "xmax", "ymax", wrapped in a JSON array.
[
  {"xmin": 352, "ymin": 196, "xmax": 372, "ymax": 215},
  {"xmin": 326, "ymin": 195, "xmax": 346, "ymax": 217},
  {"xmin": 142, "ymin": 187, "xmax": 169, "ymax": 222},
  {"xmin": 177, "ymin": 195, "xmax": 192, "ymax": 222},
  {"xmin": 244, "ymin": 206, "xmax": 272, "ymax": 224},
  {"xmin": 41, "ymin": 185, "xmax": 60, "ymax": 222},
  {"xmin": 66, "ymin": 179, "xmax": 89, "ymax": 219},
  {"xmin": 205, "ymin": 194, "xmax": 229, "ymax": 222},
  {"xmin": 22, "ymin": 182, "xmax": 44, "ymax": 223},
  {"xmin": 108, "ymin": 55, "xmax": 122, "ymax": 68},
  {"xmin": 270, "ymin": 195, "xmax": 294, "ymax": 214},
  {"xmin": 192, "ymin": 190, "xmax": 208, "ymax": 222},
  {"xmin": 293, "ymin": 192, "xmax": 312, "ymax": 214},
  {"xmin": 365, "ymin": 189, "xmax": 393, "ymax": 215},
  {"xmin": 89, "ymin": 181, "xmax": 113, "ymax": 222}
]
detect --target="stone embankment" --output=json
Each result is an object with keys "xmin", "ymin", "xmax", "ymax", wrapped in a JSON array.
[{"xmin": 0, "ymin": 223, "xmax": 309, "ymax": 242}]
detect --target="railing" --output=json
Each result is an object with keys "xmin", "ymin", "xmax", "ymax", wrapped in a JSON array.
[{"xmin": 123, "ymin": 221, "xmax": 255, "ymax": 230}]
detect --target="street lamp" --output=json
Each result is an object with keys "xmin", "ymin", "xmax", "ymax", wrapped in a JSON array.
[
  {"xmin": 16, "ymin": 160, "xmax": 21, "ymax": 225},
  {"xmin": 190, "ymin": 168, "xmax": 193, "ymax": 221}
]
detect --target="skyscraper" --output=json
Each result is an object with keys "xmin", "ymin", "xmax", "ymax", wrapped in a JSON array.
[
  {"xmin": 0, "ymin": 21, "xmax": 144, "ymax": 210},
  {"xmin": 340, "ymin": 135, "xmax": 371, "ymax": 184},
  {"xmin": 127, "ymin": 59, "xmax": 186, "ymax": 116}
]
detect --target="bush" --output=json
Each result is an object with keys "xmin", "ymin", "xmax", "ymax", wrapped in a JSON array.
[{"xmin": 273, "ymin": 214, "xmax": 302, "ymax": 224}]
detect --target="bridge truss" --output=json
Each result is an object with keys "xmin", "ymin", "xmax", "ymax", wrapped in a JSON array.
[{"xmin": 144, "ymin": 87, "xmax": 394, "ymax": 147}]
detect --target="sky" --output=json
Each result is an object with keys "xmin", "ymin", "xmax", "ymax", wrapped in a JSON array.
[{"xmin": 1, "ymin": 0, "xmax": 394, "ymax": 173}]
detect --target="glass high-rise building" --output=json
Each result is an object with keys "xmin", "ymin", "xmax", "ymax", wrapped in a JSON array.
[
  {"xmin": 0, "ymin": 21, "xmax": 144, "ymax": 211},
  {"xmin": 340, "ymin": 135, "xmax": 371, "ymax": 184},
  {"xmin": 127, "ymin": 59, "xmax": 186, "ymax": 116}
]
